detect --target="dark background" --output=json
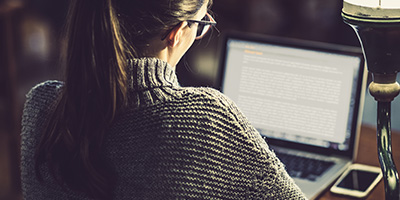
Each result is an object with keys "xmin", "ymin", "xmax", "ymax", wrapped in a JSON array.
[{"xmin": 0, "ymin": 0, "xmax": 392, "ymax": 199}]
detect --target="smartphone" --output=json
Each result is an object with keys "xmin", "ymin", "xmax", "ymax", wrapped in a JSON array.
[{"xmin": 330, "ymin": 163, "xmax": 382, "ymax": 198}]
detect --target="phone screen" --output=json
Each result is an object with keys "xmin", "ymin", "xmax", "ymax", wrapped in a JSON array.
[{"xmin": 337, "ymin": 169, "xmax": 380, "ymax": 191}]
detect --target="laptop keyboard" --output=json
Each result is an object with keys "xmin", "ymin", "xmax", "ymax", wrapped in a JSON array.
[{"xmin": 275, "ymin": 152, "xmax": 335, "ymax": 181}]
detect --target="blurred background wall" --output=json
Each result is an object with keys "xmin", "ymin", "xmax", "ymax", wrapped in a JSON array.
[{"xmin": 1, "ymin": 0, "xmax": 399, "ymax": 199}]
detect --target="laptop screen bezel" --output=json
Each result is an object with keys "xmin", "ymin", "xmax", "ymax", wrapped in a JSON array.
[{"xmin": 216, "ymin": 31, "xmax": 365, "ymax": 158}]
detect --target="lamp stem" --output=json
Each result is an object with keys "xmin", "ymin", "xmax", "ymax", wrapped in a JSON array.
[{"xmin": 377, "ymin": 101, "xmax": 400, "ymax": 200}]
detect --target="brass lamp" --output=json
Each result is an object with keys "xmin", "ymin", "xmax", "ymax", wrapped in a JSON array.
[{"xmin": 342, "ymin": 0, "xmax": 400, "ymax": 199}]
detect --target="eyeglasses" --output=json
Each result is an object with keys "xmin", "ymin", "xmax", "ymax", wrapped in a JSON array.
[
  {"xmin": 187, "ymin": 13, "xmax": 217, "ymax": 40},
  {"xmin": 161, "ymin": 13, "xmax": 217, "ymax": 41}
]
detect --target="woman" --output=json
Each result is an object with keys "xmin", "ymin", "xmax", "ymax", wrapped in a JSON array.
[{"xmin": 21, "ymin": 0, "xmax": 306, "ymax": 199}]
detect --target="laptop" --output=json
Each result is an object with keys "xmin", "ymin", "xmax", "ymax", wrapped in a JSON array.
[{"xmin": 217, "ymin": 31, "xmax": 367, "ymax": 199}]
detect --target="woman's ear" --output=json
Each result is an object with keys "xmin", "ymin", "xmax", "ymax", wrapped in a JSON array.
[{"xmin": 167, "ymin": 22, "xmax": 186, "ymax": 47}]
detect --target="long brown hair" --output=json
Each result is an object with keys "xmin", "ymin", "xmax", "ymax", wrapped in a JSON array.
[{"xmin": 34, "ymin": 0, "xmax": 210, "ymax": 199}]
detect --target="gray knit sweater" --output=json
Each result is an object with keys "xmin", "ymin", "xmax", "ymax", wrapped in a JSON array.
[{"xmin": 21, "ymin": 57, "xmax": 306, "ymax": 199}]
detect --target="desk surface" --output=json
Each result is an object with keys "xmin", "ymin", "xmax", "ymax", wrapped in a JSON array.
[{"xmin": 317, "ymin": 124, "xmax": 400, "ymax": 200}]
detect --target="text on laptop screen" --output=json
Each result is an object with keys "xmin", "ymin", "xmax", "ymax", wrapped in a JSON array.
[{"xmin": 221, "ymin": 38, "xmax": 362, "ymax": 151}]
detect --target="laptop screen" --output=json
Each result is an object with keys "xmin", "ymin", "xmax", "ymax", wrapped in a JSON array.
[{"xmin": 219, "ymin": 32, "xmax": 365, "ymax": 154}]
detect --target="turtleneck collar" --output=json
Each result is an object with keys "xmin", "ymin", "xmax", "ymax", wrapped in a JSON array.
[
  {"xmin": 128, "ymin": 57, "xmax": 180, "ymax": 91},
  {"xmin": 126, "ymin": 57, "xmax": 181, "ymax": 107}
]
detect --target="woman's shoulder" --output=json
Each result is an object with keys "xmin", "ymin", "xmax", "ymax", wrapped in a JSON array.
[
  {"xmin": 26, "ymin": 80, "xmax": 64, "ymax": 99},
  {"xmin": 178, "ymin": 86, "xmax": 236, "ymax": 109},
  {"xmin": 24, "ymin": 80, "xmax": 64, "ymax": 111},
  {"xmin": 28, "ymin": 80, "xmax": 63, "ymax": 92},
  {"xmin": 21, "ymin": 80, "xmax": 64, "ymax": 140},
  {"xmin": 171, "ymin": 86, "xmax": 250, "ymax": 128}
]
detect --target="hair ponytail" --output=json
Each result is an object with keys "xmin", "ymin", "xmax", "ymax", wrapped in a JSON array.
[{"xmin": 34, "ymin": 0, "xmax": 129, "ymax": 198}]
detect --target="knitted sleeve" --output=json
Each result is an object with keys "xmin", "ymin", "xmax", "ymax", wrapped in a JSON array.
[
  {"xmin": 20, "ymin": 81, "xmax": 88, "ymax": 199},
  {"xmin": 199, "ymin": 88, "xmax": 307, "ymax": 199},
  {"xmin": 21, "ymin": 81, "xmax": 59, "ymax": 198}
]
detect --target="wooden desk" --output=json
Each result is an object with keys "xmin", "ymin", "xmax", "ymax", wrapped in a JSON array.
[{"xmin": 317, "ymin": 124, "xmax": 400, "ymax": 200}]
